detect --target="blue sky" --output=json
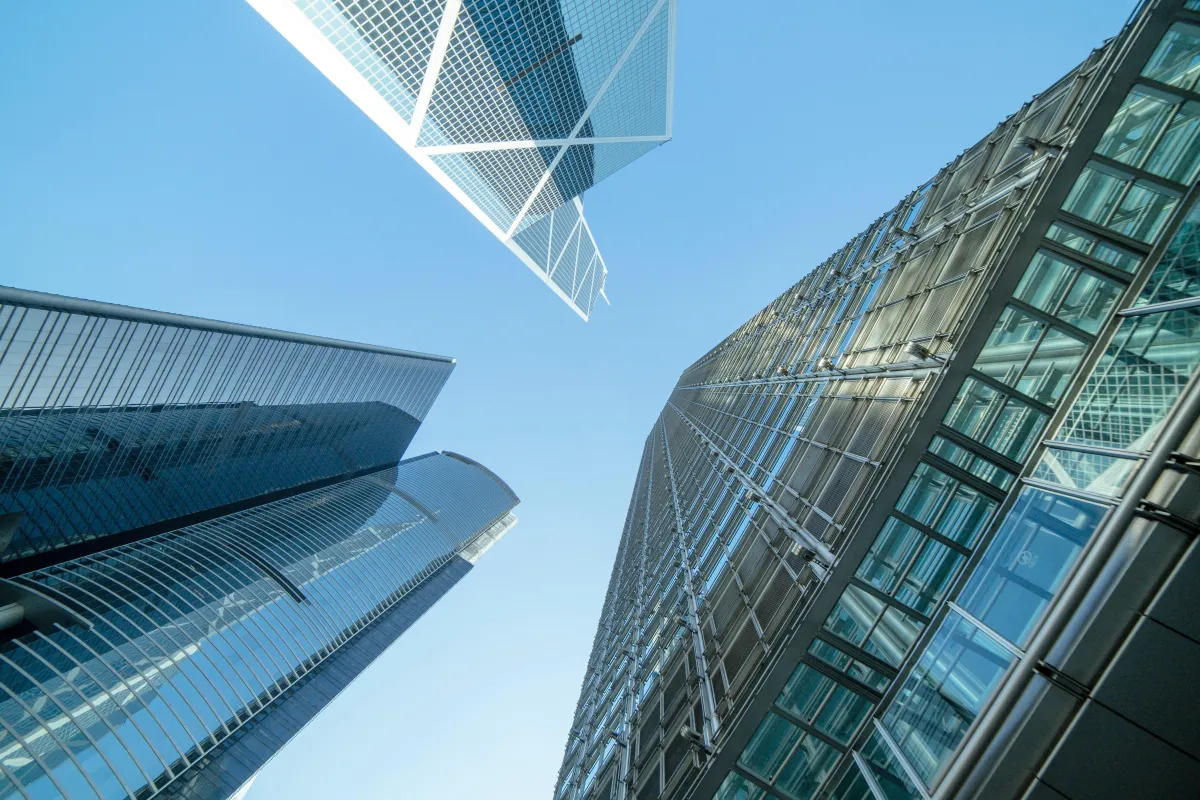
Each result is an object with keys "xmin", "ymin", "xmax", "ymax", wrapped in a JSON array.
[{"xmin": 0, "ymin": 1, "xmax": 1134, "ymax": 797}]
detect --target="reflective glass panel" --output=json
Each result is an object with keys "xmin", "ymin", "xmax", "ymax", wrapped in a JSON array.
[
  {"xmin": 959, "ymin": 488, "xmax": 1107, "ymax": 646},
  {"xmin": 1044, "ymin": 222, "xmax": 1140, "ymax": 273},
  {"xmin": 716, "ymin": 771, "xmax": 770, "ymax": 800},
  {"xmin": 1097, "ymin": 86, "xmax": 1175, "ymax": 168},
  {"xmin": 882, "ymin": 613, "xmax": 1015, "ymax": 786},
  {"xmin": 739, "ymin": 713, "xmax": 802, "ymax": 782},
  {"xmin": 1136, "ymin": 200, "xmax": 1200, "ymax": 308},
  {"xmin": 1142, "ymin": 23, "xmax": 1200, "ymax": 91},
  {"xmin": 1031, "ymin": 447, "xmax": 1139, "ymax": 497}
]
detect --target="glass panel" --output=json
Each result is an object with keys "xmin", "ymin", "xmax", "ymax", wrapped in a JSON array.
[
  {"xmin": 1145, "ymin": 100, "xmax": 1200, "ymax": 184},
  {"xmin": 1136, "ymin": 201, "xmax": 1200, "ymax": 308},
  {"xmin": 716, "ymin": 771, "xmax": 770, "ymax": 800},
  {"xmin": 1045, "ymin": 222, "xmax": 1140, "ymax": 273},
  {"xmin": 1031, "ymin": 447, "xmax": 1140, "ymax": 497},
  {"xmin": 824, "ymin": 585, "xmax": 885, "ymax": 649},
  {"xmin": 1056, "ymin": 268, "xmax": 1123, "ymax": 333},
  {"xmin": 1142, "ymin": 22, "xmax": 1200, "ymax": 91},
  {"xmin": 774, "ymin": 734, "xmax": 841, "ymax": 799},
  {"xmin": 1015, "ymin": 250, "xmax": 1078, "ymax": 316},
  {"xmin": 827, "ymin": 762, "xmax": 875, "ymax": 800},
  {"xmin": 858, "ymin": 518, "xmax": 925, "ymax": 595},
  {"xmin": 1060, "ymin": 308, "xmax": 1200, "ymax": 451},
  {"xmin": 959, "ymin": 488, "xmax": 1107, "ymax": 647},
  {"xmin": 976, "ymin": 307, "xmax": 1045, "ymax": 391},
  {"xmin": 928, "ymin": 435, "xmax": 1015, "ymax": 491},
  {"xmin": 1096, "ymin": 86, "xmax": 1175, "ymax": 168},
  {"xmin": 814, "ymin": 686, "xmax": 873, "ymax": 744},
  {"xmin": 1109, "ymin": 180, "xmax": 1180, "ymax": 243},
  {"xmin": 944, "ymin": 378, "xmax": 1048, "ymax": 462},
  {"xmin": 739, "ymin": 713, "xmax": 801, "ymax": 783},
  {"xmin": 882, "ymin": 613, "xmax": 1015, "ymax": 787},
  {"xmin": 860, "ymin": 730, "xmax": 923, "ymax": 799},
  {"xmin": 865, "ymin": 606, "xmax": 922, "ymax": 667},
  {"xmin": 776, "ymin": 664, "xmax": 837, "ymax": 725},
  {"xmin": 808, "ymin": 640, "xmax": 891, "ymax": 693},
  {"xmin": 1062, "ymin": 163, "xmax": 1127, "ymax": 225},
  {"xmin": 1019, "ymin": 326, "xmax": 1088, "ymax": 405},
  {"xmin": 857, "ymin": 518, "xmax": 964, "ymax": 615}
]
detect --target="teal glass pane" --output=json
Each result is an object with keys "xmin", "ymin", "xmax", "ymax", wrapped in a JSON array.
[
  {"xmin": 1145, "ymin": 100, "xmax": 1200, "ymax": 184},
  {"xmin": 977, "ymin": 307, "xmax": 1045, "ymax": 390},
  {"xmin": 1015, "ymin": 250, "xmax": 1079, "ymax": 316},
  {"xmin": 882, "ymin": 613, "xmax": 1015, "ymax": 786},
  {"xmin": 959, "ymin": 488, "xmax": 1107, "ymax": 646},
  {"xmin": 1136, "ymin": 201, "xmax": 1200, "ymax": 308},
  {"xmin": 893, "ymin": 538, "xmax": 964, "ymax": 615},
  {"xmin": 860, "ymin": 730, "xmax": 923, "ymax": 799},
  {"xmin": 814, "ymin": 685, "xmax": 873, "ymax": 744},
  {"xmin": 1142, "ymin": 22, "xmax": 1200, "ymax": 91},
  {"xmin": 824, "ymin": 585, "xmax": 885, "ymax": 648},
  {"xmin": 928, "ymin": 435, "xmax": 1015, "ymax": 491},
  {"xmin": 944, "ymin": 378, "xmax": 1048, "ymax": 462},
  {"xmin": 1096, "ymin": 86, "xmax": 1175, "ymax": 168},
  {"xmin": 775, "ymin": 734, "xmax": 842, "ymax": 799},
  {"xmin": 1108, "ymin": 180, "xmax": 1180, "ymax": 242},
  {"xmin": 826, "ymin": 763, "xmax": 875, "ymax": 800},
  {"xmin": 858, "ymin": 517, "xmax": 925, "ymax": 595},
  {"xmin": 1055, "ymin": 268, "xmax": 1123, "ymax": 334},
  {"xmin": 983, "ymin": 395, "xmax": 1048, "ymax": 461},
  {"xmin": 739, "ymin": 713, "xmax": 801, "ymax": 782},
  {"xmin": 1044, "ymin": 222, "xmax": 1140, "ymax": 273},
  {"xmin": 864, "ymin": 605, "xmax": 922, "ymax": 667},
  {"xmin": 776, "ymin": 664, "xmax": 837, "ymax": 725},
  {"xmin": 808, "ymin": 639, "xmax": 891, "ymax": 693},
  {"xmin": 715, "ymin": 771, "xmax": 769, "ymax": 800},
  {"xmin": 1018, "ymin": 325, "xmax": 1088, "ymax": 405},
  {"xmin": 1060, "ymin": 308, "xmax": 1200, "ymax": 451},
  {"xmin": 1031, "ymin": 447, "xmax": 1139, "ymax": 497},
  {"xmin": 1062, "ymin": 164, "xmax": 1127, "ymax": 225}
]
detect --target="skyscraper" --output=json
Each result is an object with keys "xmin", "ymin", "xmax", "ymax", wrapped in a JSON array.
[
  {"xmin": 554, "ymin": 3, "xmax": 1200, "ymax": 799},
  {"xmin": 0, "ymin": 287, "xmax": 519, "ymax": 799},
  {"xmin": 246, "ymin": 0, "xmax": 677, "ymax": 320}
]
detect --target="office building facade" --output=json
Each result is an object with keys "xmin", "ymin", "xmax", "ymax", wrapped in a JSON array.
[
  {"xmin": 0, "ymin": 288, "xmax": 519, "ymax": 799},
  {"xmin": 554, "ymin": 2, "xmax": 1200, "ymax": 798},
  {"xmin": 247, "ymin": 0, "xmax": 677, "ymax": 320}
]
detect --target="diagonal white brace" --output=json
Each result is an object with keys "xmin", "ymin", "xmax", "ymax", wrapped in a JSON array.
[{"xmin": 410, "ymin": 0, "xmax": 462, "ymax": 145}]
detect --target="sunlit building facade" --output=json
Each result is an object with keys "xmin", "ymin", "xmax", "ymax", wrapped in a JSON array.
[
  {"xmin": 0, "ymin": 288, "xmax": 519, "ymax": 798},
  {"xmin": 554, "ymin": 3, "xmax": 1200, "ymax": 799},
  {"xmin": 247, "ymin": 0, "xmax": 677, "ymax": 320}
]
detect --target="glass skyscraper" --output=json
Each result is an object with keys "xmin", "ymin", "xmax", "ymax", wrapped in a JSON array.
[
  {"xmin": 246, "ymin": 0, "xmax": 677, "ymax": 320},
  {"xmin": 554, "ymin": 3, "xmax": 1200, "ymax": 799},
  {"xmin": 0, "ymin": 287, "xmax": 519, "ymax": 799}
]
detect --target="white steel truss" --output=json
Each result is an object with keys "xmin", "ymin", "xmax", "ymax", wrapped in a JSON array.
[{"xmin": 247, "ymin": 0, "xmax": 677, "ymax": 320}]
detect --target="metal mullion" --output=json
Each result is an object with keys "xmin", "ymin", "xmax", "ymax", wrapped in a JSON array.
[
  {"xmin": 1055, "ymin": 209, "xmax": 1155, "ymax": 255},
  {"xmin": 769, "ymin": 700, "xmax": 848, "ymax": 754},
  {"xmin": 1022, "ymin": 476, "xmax": 1124, "ymax": 505},
  {"xmin": 851, "ymin": 749, "xmax": 891, "ymax": 800},
  {"xmin": 919, "ymin": 451, "xmax": 1010, "ymax": 502},
  {"xmin": 1036, "ymin": 238, "xmax": 1140, "ymax": 283},
  {"xmin": 870, "ymin": 719, "xmax": 933, "ymax": 800},
  {"xmin": 964, "ymin": 368, "xmax": 1057, "ymax": 417},
  {"xmin": 1003, "ymin": 295, "xmax": 1099, "ymax": 345},
  {"xmin": 1118, "ymin": 293, "xmax": 1200, "ymax": 315},
  {"xmin": 1089, "ymin": 151, "xmax": 1191, "ymax": 195},
  {"xmin": 848, "ymin": 578, "xmax": 932, "ymax": 626},
  {"xmin": 886, "ymin": 509, "xmax": 975, "ymax": 559}
]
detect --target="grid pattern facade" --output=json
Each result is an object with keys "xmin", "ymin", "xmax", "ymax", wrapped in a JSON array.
[
  {"xmin": 0, "ymin": 289, "xmax": 453, "ymax": 568},
  {"xmin": 556, "ymin": 3, "xmax": 1200, "ymax": 799},
  {"xmin": 248, "ymin": 0, "xmax": 677, "ymax": 319},
  {"xmin": 0, "ymin": 452, "xmax": 518, "ymax": 799}
]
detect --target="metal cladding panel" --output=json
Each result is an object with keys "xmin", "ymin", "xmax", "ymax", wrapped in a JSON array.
[
  {"xmin": 0, "ymin": 289, "xmax": 453, "ymax": 568},
  {"xmin": 0, "ymin": 452, "xmax": 517, "ymax": 799},
  {"xmin": 248, "ymin": 0, "xmax": 677, "ymax": 319}
]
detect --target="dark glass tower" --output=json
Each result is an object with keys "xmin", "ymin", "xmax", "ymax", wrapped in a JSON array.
[
  {"xmin": 0, "ymin": 288, "xmax": 519, "ymax": 799},
  {"xmin": 555, "ymin": 3, "xmax": 1200, "ymax": 799}
]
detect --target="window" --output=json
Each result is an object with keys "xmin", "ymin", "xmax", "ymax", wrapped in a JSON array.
[
  {"xmin": 1098, "ymin": 86, "xmax": 1200, "ymax": 185},
  {"xmin": 959, "ymin": 488, "xmax": 1107, "ymax": 646},
  {"xmin": 1063, "ymin": 162, "xmax": 1180, "ymax": 243},
  {"xmin": 1045, "ymin": 222, "xmax": 1140, "ymax": 273},
  {"xmin": 896, "ymin": 462, "xmax": 998, "ymax": 547},
  {"xmin": 1015, "ymin": 250, "xmax": 1124, "ymax": 333},
  {"xmin": 1135, "ymin": 201, "xmax": 1200, "ymax": 308},
  {"xmin": 1141, "ymin": 22, "xmax": 1200, "ymax": 92},
  {"xmin": 857, "ymin": 517, "xmax": 963, "ymax": 615},
  {"xmin": 1059, "ymin": 308, "xmax": 1200, "ymax": 451},
  {"xmin": 824, "ymin": 585, "xmax": 923, "ymax": 667},
  {"xmin": 882, "ymin": 612, "xmax": 1015, "ymax": 786},
  {"xmin": 944, "ymin": 377, "xmax": 1049, "ymax": 462}
]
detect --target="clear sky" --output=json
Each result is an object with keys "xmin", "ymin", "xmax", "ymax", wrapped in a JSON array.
[{"xmin": 0, "ymin": 1, "xmax": 1135, "ymax": 797}]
